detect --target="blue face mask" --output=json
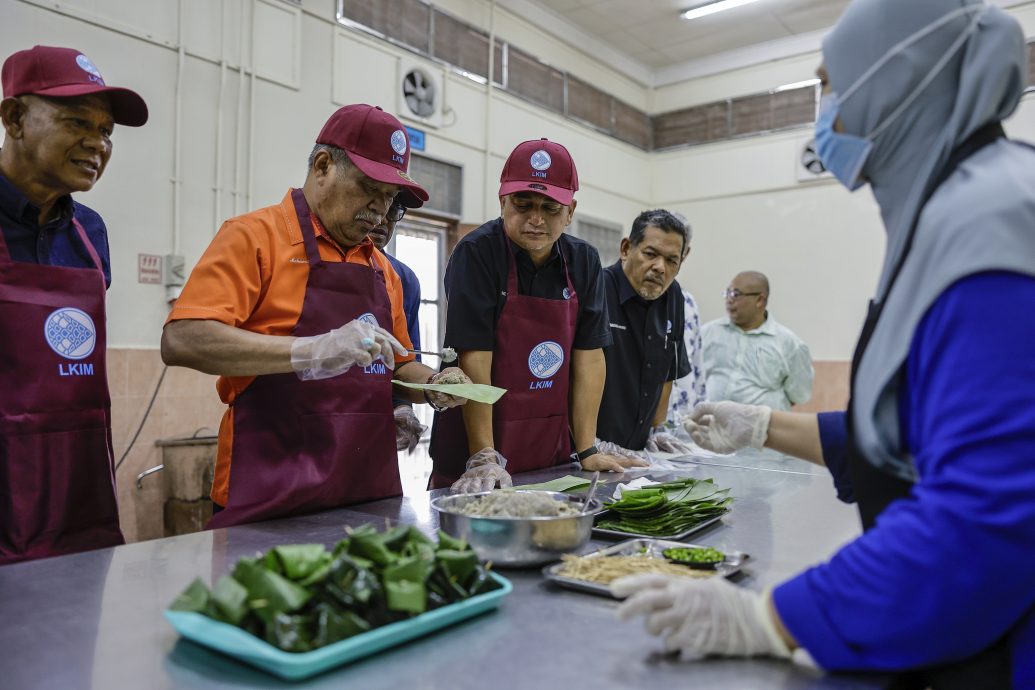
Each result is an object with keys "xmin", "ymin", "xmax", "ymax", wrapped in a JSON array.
[{"xmin": 815, "ymin": 92, "xmax": 872, "ymax": 192}]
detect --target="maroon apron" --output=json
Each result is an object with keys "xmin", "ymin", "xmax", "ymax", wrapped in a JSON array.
[
  {"xmin": 207, "ymin": 189, "xmax": 401, "ymax": 528},
  {"xmin": 429, "ymin": 226, "xmax": 578, "ymax": 487},
  {"xmin": 0, "ymin": 218, "xmax": 123, "ymax": 564}
]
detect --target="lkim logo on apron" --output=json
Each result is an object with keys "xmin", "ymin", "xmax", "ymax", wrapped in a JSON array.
[
  {"xmin": 528, "ymin": 341, "xmax": 564, "ymax": 379},
  {"xmin": 356, "ymin": 312, "xmax": 389, "ymax": 375},
  {"xmin": 44, "ymin": 307, "xmax": 96, "ymax": 360}
]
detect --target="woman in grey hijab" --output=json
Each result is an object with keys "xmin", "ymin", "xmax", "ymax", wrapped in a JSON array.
[{"xmin": 617, "ymin": 0, "xmax": 1035, "ymax": 686}]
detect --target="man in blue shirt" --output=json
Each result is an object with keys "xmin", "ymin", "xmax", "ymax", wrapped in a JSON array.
[
  {"xmin": 0, "ymin": 45, "xmax": 147, "ymax": 563},
  {"xmin": 368, "ymin": 195, "xmax": 426, "ymax": 453}
]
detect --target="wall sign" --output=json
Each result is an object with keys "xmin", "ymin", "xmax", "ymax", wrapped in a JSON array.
[
  {"xmin": 138, "ymin": 254, "xmax": 162, "ymax": 284},
  {"xmin": 405, "ymin": 126, "xmax": 426, "ymax": 152}
]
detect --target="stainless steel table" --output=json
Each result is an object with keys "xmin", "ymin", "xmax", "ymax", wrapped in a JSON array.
[{"xmin": 0, "ymin": 455, "xmax": 892, "ymax": 690}]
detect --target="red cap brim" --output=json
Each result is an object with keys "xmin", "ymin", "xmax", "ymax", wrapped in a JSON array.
[
  {"xmin": 346, "ymin": 151, "xmax": 429, "ymax": 208},
  {"xmin": 498, "ymin": 180, "xmax": 574, "ymax": 206},
  {"xmin": 33, "ymin": 83, "xmax": 148, "ymax": 127}
]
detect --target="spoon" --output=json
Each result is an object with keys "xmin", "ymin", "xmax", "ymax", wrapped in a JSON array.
[
  {"xmin": 408, "ymin": 347, "xmax": 457, "ymax": 363},
  {"xmin": 581, "ymin": 471, "xmax": 601, "ymax": 514}
]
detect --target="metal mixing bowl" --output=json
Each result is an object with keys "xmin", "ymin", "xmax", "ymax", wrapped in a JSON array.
[{"xmin": 432, "ymin": 490, "xmax": 603, "ymax": 568}]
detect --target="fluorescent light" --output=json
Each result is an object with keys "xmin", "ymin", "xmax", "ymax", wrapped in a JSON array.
[
  {"xmin": 774, "ymin": 78, "xmax": 820, "ymax": 92},
  {"xmin": 681, "ymin": 0, "xmax": 762, "ymax": 21}
]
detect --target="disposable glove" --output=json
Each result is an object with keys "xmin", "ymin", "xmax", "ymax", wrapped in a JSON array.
[
  {"xmin": 425, "ymin": 367, "xmax": 472, "ymax": 409},
  {"xmin": 682, "ymin": 402, "xmax": 772, "ymax": 454},
  {"xmin": 583, "ymin": 441, "xmax": 650, "ymax": 473},
  {"xmin": 393, "ymin": 405, "xmax": 427, "ymax": 453},
  {"xmin": 450, "ymin": 447, "xmax": 513, "ymax": 494},
  {"xmin": 596, "ymin": 439, "xmax": 646, "ymax": 461},
  {"xmin": 612, "ymin": 574, "xmax": 791, "ymax": 660},
  {"xmin": 644, "ymin": 427, "xmax": 694, "ymax": 455},
  {"xmin": 290, "ymin": 319, "xmax": 406, "ymax": 381}
]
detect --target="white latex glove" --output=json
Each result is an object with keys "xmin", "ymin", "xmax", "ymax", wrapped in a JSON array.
[
  {"xmin": 644, "ymin": 427, "xmax": 694, "ymax": 455},
  {"xmin": 587, "ymin": 440, "xmax": 651, "ymax": 473},
  {"xmin": 450, "ymin": 447, "xmax": 513, "ymax": 494},
  {"xmin": 290, "ymin": 319, "xmax": 406, "ymax": 381},
  {"xmin": 612, "ymin": 575, "xmax": 791, "ymax": 660},
  {"xmin": 393, "ymin": 405, "xmax": 427, "ymax": 453},
  {"xmin": 682, "ymin": 402, "xmax": 772, "ymax": 454},
  {"xmin": 425, "ymin": 367, "xmax": 472, "ymax": 409},
  {"xmin": 596, "ymin": 439, "xmax": 647, "ymax": 461}
]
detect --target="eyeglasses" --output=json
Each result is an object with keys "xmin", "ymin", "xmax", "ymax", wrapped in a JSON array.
[
  {"xmin": 723, "ymin": 289, "xmax": 762, "ymax": 300},
  {"xmin": 386, "ymin": 203, "xmax": 407, "ymax": 223}
]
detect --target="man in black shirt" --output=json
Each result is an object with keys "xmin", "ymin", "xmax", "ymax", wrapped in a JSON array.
[
  {"xmin": 597, "ymin": 210, "xmax": 694, "ymax": 456},
  {"xmin": 429, "ymin": 138, "xmax": 647, "ymax": 492}
]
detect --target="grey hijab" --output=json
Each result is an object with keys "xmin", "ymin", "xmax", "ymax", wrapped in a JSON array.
[{"xmin": 824, "ymin": 0, "xmax": 1035, "ymax": 480}]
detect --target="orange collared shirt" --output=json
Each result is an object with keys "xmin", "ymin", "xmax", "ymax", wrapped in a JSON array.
[{"xmin": 166, "ymin": 190, "xmax": 415, "ymax": 505}]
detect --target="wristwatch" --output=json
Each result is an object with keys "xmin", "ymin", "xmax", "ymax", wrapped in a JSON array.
[{"xmin": 575, "ymin": 445, "xmax": 599, "ymax": 462}]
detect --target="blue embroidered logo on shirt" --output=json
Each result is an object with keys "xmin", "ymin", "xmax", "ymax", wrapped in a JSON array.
[
  {"xmin": 528, "ymin": 341, "xmax": 564, "ymax": 379},
  {"xmin": 44, "ymin": 307, "xmax": 96, "ymax": 360}
]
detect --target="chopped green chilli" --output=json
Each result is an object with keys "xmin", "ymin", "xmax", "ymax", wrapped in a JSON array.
[
  {"xmin": 169, "ymin": 525, "xmax": 500, "ymax": 653},
  {"xmin": 595, "ymin": 478, "xmax": 732, "ymax": 538},
  {"xmin": 663, "ymin": 546, "xmax": 725, "ymax": 565}
]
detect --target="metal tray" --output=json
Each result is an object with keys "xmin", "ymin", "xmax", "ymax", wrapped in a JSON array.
[
  {"xmin": 591, "ymin": 511, "xmax": 726, "ymax": 540},
  {"xmin": 542, "ymin": 538, "xmax": 748, "ymax": 598}
]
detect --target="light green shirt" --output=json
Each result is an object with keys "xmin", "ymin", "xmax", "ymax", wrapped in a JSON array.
[{"xmin": 701, "ymin": 314, "xmax": 813, "ymax": 411}]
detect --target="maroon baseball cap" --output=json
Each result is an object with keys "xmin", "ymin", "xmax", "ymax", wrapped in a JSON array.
[
  {"xmin": 316, "ymin": 104, "xmax": 429, "ymax": 208},
  {"xmin": 2, "ymin": 46, "xmax": 148, "ymax": 127},
  {"xmin": 499, "ymin": 138, "xmax": 579, "ymax": 205}
]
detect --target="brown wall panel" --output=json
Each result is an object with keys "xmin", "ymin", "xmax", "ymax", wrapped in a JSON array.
[
  {"xmin": 341, "ymin": 0, "xmax": 430, "ymax": 53},
  {"xmin": 507, "ymin": 46, "xmax": 565, "ymax": 113},
  {"xmin": 730, "ymin": 93, "xmax": 771, "ymax": 136},
  {"xmin": 614, "ymin": 99, "xmax": 651, "ymax": 149},
  {"xmin": 432, "ymin": 9, "xmax": 490, "ymax": 79},
  {"xmin": 567, "ymin": 76, "xmax": 613, "ymax": 131}
]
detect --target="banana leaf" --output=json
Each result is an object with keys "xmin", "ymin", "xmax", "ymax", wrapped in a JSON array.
[
  {"xmin": 265, "ymin": 544, "xmax": 332, "ymax": 581},
  {"xmin": 233, "ymin": 559, "xmax": 312, "ymax": 623},
  {"xmin": 169, "ymin": 524, "xmax": 502, "ymax": 653},
  {"xmin": 212, "ymin": 575, "xmax": 249, "ymax": 625}
]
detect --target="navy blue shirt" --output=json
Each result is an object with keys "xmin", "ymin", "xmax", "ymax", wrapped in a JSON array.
[
  {"xmin": 0, "ymin": 172, "xmax": 112, "ymax": 287},
  {"xmin": 385, "ymin": 251, "xmax": 421, "ymax": 409},
  {"xmin": 777, "ymin": 272, "xmax": 1035, "ymax": 683},
  {"xmin": 597, "ymin": 262, "xmax": 690, "ymax": 449}
]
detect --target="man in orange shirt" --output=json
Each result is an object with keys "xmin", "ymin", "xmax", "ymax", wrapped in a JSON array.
[{"xmin": 161, "ymin": 104, "xmax": 470, "ymax": 527}]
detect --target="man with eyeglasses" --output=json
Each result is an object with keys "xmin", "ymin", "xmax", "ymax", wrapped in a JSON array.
[
  {"xmin": 429, "ymin": 138, "xmax": 647, "ymax": 493},
  {"xmin": 595, "ymin": 210, "xmax": 695, "ymax": 458},
  {"xmin": 368, "ymin": 197, "xmax": 427, "ymax": 454},
  {"xmin": 700, "ymin": 271, "xmax": 812, "ymax": 412},
  {"xmin": 162, "ymin": 104, "xmax": 473, "ymax": 527}
]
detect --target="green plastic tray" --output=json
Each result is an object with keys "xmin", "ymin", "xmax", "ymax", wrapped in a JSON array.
[{"xmin": 165, "ymin": 572, "xmax": 512, "ymax": 680}]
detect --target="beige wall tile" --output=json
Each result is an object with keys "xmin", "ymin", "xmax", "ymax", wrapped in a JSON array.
[{"xmin": 794, "ymin": 360, "xmax": 850, "ymax": 413}]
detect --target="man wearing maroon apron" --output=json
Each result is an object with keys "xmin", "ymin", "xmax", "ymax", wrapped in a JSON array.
[
  {"xmin": 0, "ymin": 46, "xmax": 148, "ymax": 564},
  {"xmin": 429, "ymin": 139, "xmax": 648, "ymax": 493},
  {"xmin": 162, "ymin": 105, "xmax": 471, "ymax": 528}
]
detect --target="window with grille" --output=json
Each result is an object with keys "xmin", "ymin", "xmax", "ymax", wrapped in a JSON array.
[
  {"xmin": 408, "ymin": 154, "xmax": 462, "ymax": 218},
  {"xmin": 570, "ymin": 217, "xmax": 624, "ymax": 268}
]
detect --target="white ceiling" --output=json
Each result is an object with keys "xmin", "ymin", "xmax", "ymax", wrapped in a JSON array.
[
  {"xmin": 529, "ymin": 0, "xmax": 850, "ymax": 69},
  {"xmin": 510, "ymin": 0, "xmax": 1032, "ymax": 87}
]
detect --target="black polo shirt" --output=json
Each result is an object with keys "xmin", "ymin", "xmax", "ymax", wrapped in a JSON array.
[
  {"xmin": 597, "ymin": 261, "xmax": 690, "ymax": 449},
  {"xmin": 0, "ymin": 172, "xmax": 112, "ymax": 287},
  {"xmin": 443, "ymin": 218, "xmax": 612, "ymax": 351}
]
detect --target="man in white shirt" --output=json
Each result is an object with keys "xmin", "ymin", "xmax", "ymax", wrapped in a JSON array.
[{"xmin": 701, "ymin": 271, "xmax": 812, "ymax": 411}]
